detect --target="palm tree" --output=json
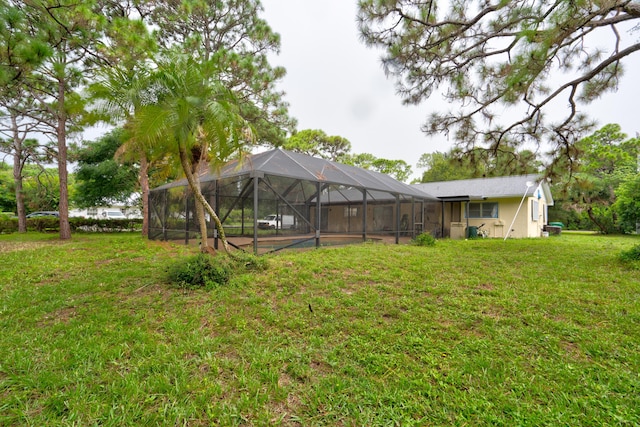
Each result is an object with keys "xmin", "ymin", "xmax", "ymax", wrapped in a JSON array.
[
  {"xmin": 86, "ymin": 16, "xmax": 160, "ymax": 236},
  {"xmin": 88, "ymin": 66, "xmax": 155, "ymax": 236},
  {"xmin": 135, "ymin": 55, "xmax": 253, "ymax": 253}
]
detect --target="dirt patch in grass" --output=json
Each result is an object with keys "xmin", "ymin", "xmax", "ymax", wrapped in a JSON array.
[
  {"xmin": 38, "ymin": 306, "xmax": 78, "ymax": 327},
  {"xmin": 269, "ymin": 372, "xmax": 304, "ymax": 427},
  {"xmin": 560, "ymin": 340, "xmax": 588, "ymax": 361},
  {"xmin": 310, "ymin": 359, "xmax": 333, "ymax": 376},
  {"xmin": 0, "ymin": 241, "xmax": 58, "ymax": 254},
  {"xmin": 278, "ymin": 371, "xmax": 294, "ymax": 388},
  {"xmin": 269, "ymin": 396, "xmax": 304, "ymax": 427},
  {"xmin": 482, "ymin": 305, "xmax": 505, "ymax": 320},
  {"xmin": 118, "ymin": 282, "xmax": 172, "ymax": 300}
]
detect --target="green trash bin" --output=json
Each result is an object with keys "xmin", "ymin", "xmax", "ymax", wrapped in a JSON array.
[{"xmin": 467, "ymin": 226, "xmax": 478, "ymax": 238}]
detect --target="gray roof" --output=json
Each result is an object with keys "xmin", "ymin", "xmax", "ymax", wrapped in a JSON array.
[
  {"xmin": 318, "ymin": 188, "xmax": 427, "ymax": 204},
  {"xmin": 154, "ymin": 148, "xmax": 434, "ymax": 199},
  {"xmin": 413, "ymin": 174, "xmax": 550, "ymax": 201}
]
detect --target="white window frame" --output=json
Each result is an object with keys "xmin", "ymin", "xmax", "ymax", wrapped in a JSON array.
[
  {"xmin": 466, "ymin": 202, "xmax": 498, "ymax": 219},
  {"xmin": 344, "ymin": 206, "xmax": 358, "ymax": 217}
]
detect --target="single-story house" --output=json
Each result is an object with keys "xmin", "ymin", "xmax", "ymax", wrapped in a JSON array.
[
  {"xmin": 413, "ymin": 174, "xmax": 554, "ymax": 239},
  {"xmin": 148, "ymin": 149, "xmax": 555, "ymax": 253}
]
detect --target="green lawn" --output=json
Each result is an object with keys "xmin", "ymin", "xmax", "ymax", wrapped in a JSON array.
[{"xmin": 1, "ymin": 233, "xmax": 639, "ymax": 426}]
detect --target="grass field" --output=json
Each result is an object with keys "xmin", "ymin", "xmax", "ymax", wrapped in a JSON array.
[{"xmin": 1, "ymin": 232, "xmax": 639, "ymax": 426}]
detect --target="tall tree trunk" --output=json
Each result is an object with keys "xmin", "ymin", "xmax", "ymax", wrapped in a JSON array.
[
  {"xmin": 139, "ymin": 152, "xmax": 149, "ymax": 237},
  {"xmin": 191, "ymin": 163, "xmax": 210, "ymax": 253},
  {"xmin": 586, "ymin": 206, "xmax": 606, "ymax": 234},
  {"xmin": 57, "ymin": 79, "xmax": 71, "ymax": 240},
  {"xmin": 177, "ymin": 142, "xmax": 230, "ymax": 253},
  {"xmin": 194, "ymin": 188, "xmax": 210, "ymax": 253},
  {"xmin": 13, "ymin": 151, "xmax": 26, "ymax": 233},
  {"xmin": 11, "ymin": 114, "xmax": 26, "ymax": 233}
]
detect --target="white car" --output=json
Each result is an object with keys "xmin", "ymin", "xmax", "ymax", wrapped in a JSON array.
[
  {"xmin": 102, "ymin": 210, "xmax": 126, "ymax": 219},
  {"xmin": 258, "ymin": 214, "xmax": 295, "ymax": 229}
]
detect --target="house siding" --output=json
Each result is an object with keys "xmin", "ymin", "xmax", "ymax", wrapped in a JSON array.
[{"xmin": 451, "ymin": 194, "xmax": 547, "ymax": 239}]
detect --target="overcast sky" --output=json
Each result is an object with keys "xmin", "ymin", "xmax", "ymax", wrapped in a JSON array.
[{"xmin": 260, "ymin": 1, "xmax": 640, "ymax": 180}]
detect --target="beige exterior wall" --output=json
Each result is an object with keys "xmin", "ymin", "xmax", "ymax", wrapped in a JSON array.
[
  {"xmin": 526, "ymin": 184, "xmax": 549, "ymax": 238},
  {"xmin": 498, "ymin": 197, "xmax": 526, "ymax": 238},
  {"xmin": 448, "ymin": 184, "xmax": 550, "ymax": 239},
  {"xmin": 460, "ymin": 197, "xmax": 540, "ymax": 239},
  {"xmin": 457, "ymin": 198, "xmax": 512, "ymax": 238}
]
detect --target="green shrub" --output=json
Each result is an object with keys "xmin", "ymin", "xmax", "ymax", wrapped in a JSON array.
[
  {"xmin": 167, "ymin": 253, "xmax": 230, "ymax": 289},
  {"xmin": 619, "ymin": 244, "xmax": 640, "ymax": 266},
  {"xmin": 69, "ymin": 217, "xmax": 142, "ymax": 232},
  {"xmin": 0, "ymin": 218, "xmax": 18, "ymax": 234},
  {"xmin": 27, "ymin": 217, "xmax": 59, "ymax": 232},
  {"xmin": 412, "ymin": 232, "xmax": 436, "ymax": 247},
  {"xmin": 0, "ymin": 217, "xmax": 143, "ymax": 234},
  {"xmin": 167, "ymin": 251, "xmax": 269, "ymax": 289}
]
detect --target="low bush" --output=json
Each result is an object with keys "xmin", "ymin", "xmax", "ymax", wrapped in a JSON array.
[
  {"xmin": 28, "ymin": 217, "xmax": 61, "ymax": 232},
  {"xmin": 0, "ymin": 217, "xmax": 143, "ymax": 234},
  {"xmin": 167, "ymin": 251, "xmax": 268, "ymax": 289},
  {"xmin": 69, "ymin": 217, "xmax": 142, "ymax": 232},
  {"xmin": 412, "ymin": 232, "xmax": 437, "ymax": 247},
  {"xmin": 0, "ymin": 218, "xmax": 18, "ymax": 234},
  {"xmin": 167, "ymin": 253, "xmax": 230, "ymax": 289},
  {"xmin": 619, "ymin": 244, "xmax": 640, "ymax": 267}
]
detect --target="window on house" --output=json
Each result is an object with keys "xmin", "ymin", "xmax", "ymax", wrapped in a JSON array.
[
  {"xmin": 344, "ymin": 207, "xmax": 358, "ymax": 217},
  {"xmin": 531, "ymin": 200, "xmax": 539, "ymax": 221},
  {"xmin": 87, "ymin": 207, "xmax": 97, "ymax": 216},
  {"xmin": 466, "ymin": 202, "xmax": 498, "ymax": 218}
]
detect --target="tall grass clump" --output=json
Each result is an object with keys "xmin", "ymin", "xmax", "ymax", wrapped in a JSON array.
[
  {"xmin": 619, "ymin": 244, "xmax": 640, "ymax": 268},
  {"xmin": 412, "ymin": 232, "xmax": 436, "ymax": 247},
  {"xmin": 167, "ymin": 251, "xmax": 268, "ymax": 289}
]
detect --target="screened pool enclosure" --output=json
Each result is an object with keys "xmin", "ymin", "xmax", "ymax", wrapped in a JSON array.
[{"xmin": 149, "ymin": 149, "xmax": 438, "ymax": 254}]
